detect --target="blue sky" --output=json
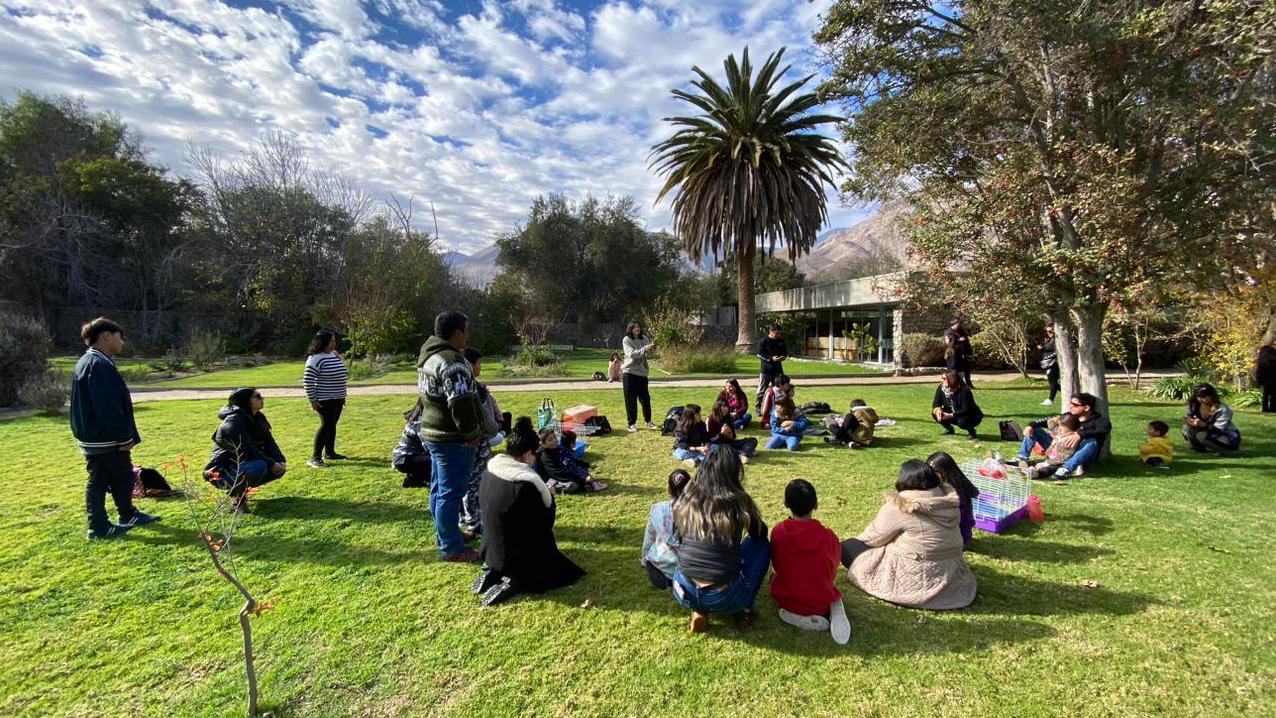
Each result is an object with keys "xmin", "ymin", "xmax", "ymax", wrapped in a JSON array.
[{"xmin": 0, "ymin": 0, "xmax": 872, "ymax": 254}]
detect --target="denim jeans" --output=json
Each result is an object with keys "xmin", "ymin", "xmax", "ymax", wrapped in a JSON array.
[
  {"xmin": 672, "ymin": 537, "xmax": 771, "ymax": 615},
  {"xmin": 672, "ymin": 448, "xmax": 704, "ymax": 463},
  {"xmin": 226, "ymin": 459, "xmax": 270, "ymax": 497},
  {"xmin": 85, "ymin": 450, "xmax": 138, "ymax": 533},
  {"xmin": 1020, "ymin": 432, "xmax": 1101, "ymax": 472},
  {"xmin": 765, "ymin": 434, "xmax": 802, "ymax": 451},
  {"xmin": 426, "ymin": 441, "xmax": 477, "ymax": 557},
  {"xmin": 732, "ymin": 413, "xmax": 752, "ymax": 431}
]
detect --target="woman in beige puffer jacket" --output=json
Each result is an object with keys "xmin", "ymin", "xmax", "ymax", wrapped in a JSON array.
[{"xmin": 842, "ymin": 460, "xmax": 977, "ymax": 610}]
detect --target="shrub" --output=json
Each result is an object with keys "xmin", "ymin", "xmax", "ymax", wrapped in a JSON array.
[
  {"xmin": 148, "ymin": 349, "xmax": 190, "ymax": 374},
  {"xmin": 898, "ymin": 333, "xmax": 945, "ymax": 368},
  {"xmin": 658, "ymin": 345, "xmax": 738, "ymax": 374},
  {"xmin": 187, "ymin": 328, "xmax": 226, "ymax": 370},
  {"xmin": 346, "ymin": 355, "xmax": 393, "ymax": 381},
  {"xmin": 1230, "ymin": 388, "xmax": 1262, "ymax": 409},
  {"xmin": 500, "ymin": 343, "xmax": 567, "ymax": 377},
  {"xmin": 1144, "ymin": 375, "xmax": 1209, "ymax": 401},
  {"xmin": 0, "ymin": 313, "xmax": 52, "ymax": 406},
  {"xmin": 969, "ymin": 331, "xmax": 1014, "ymax": 370},
  {"xmin": 17, "ymin": 370, "xmax": 69, "ymax": 412}
]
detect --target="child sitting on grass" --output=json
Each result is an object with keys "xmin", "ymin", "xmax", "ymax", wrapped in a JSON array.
[
  {"xmin": 390, "ymin": 404, "xmax": 430, "ymax": 488},
  {"xmin": 641, "ymin": 469, "xmax": 692, "ymax": 589},
  {"xmin": 769, "ymin": 479, "xmax": 852, "ymax": 645},
  {"xmin": 537, "ymin": 429, "xmax": 607, "ymax": 493},
  {"xmin": 672, "ymin": 403, "xmax": 711, "ymax": 467},
  {"xmin": 1139, "ymin": 420, "xmax": 1174, "ymax": 469},
  {"xmin": 607, "ymin": 352, "xmax": 622, "ymax": 382},
  {"xmin": 1018, "ymin": 413, "xmax": 1080, "ymax": 480},
  {"xmin": 927, "ymin": 451, "xmax": 981, "ymax": 548},
  {"xmin": 706, "ymin": 400, "xmax": 757, "ymax": 463},
  {"xmin": 765, "ymin": 398, "xmax": 810, "ymax": 451}
]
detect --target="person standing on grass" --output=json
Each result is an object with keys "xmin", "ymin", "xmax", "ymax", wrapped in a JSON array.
[
  {"xmin": 671, "ymin": 449, "xmax": 770, "ymax": 633},
  {"xmin": 459, "ymin": 347, "xmax": 503, "ymax": 539},
  {"xmin": 303, "ymin": 329, "xmax": 348, "ymax": 468},
  {"xmin": 1037, "ymin": 325, "xmax": 1060, "ymax": 406},
  {"xmin": 70, "ymin": 317, "xmax": 160, "ymax": 540},
  {"xmin": 418, "ymin": 311, "xmax": 484, "ymax": 562},
  {"xmin": 755, "ymin": 324, "xmax": 788, "ymax": 414},
  {"xmin": 943, "ymin": 317, "xmax": 974, "ymax": 388},
  {"xmin": 1254, "ymin": 345, "xmax": 1276, "ymax": 413},
  {"xmin": 621, "ymin": 321, "xmax": 657, "ymax": 433}
]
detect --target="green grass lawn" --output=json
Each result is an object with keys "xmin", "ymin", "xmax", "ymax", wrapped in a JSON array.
[
  {"xmin": 125, "ymin": 348, "xmax": 881, "ymax": 389},
  {"xmin": 2, "ymin": 383, "xmax": 1273, "ymax": 717}
]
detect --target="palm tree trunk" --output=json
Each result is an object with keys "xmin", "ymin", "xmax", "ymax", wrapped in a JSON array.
[{"xmin": 736, "ymin": 244, "xmax": 757, "ymax": 352}]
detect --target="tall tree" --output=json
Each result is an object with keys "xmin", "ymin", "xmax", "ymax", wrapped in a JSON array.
[
  {"xmin": 816, "ymin": 0, "xmax": 1274, "ymax": 415},
  {"xmin": 650, "ymin": 47, "xmax": 847, "ymax": 350}
]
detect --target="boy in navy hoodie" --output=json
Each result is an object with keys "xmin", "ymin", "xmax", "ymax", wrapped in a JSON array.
[{"xmin": 70, "ymin": 318, "xmax": 160, "ymax": 539}]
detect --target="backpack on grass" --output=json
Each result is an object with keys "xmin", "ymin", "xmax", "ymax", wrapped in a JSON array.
[
  {"xmin": 584, "ymin": 415, "xmax": 612, "ymax": 435},
  {"xmin": 660, "ymin": 406, "xmax": 685, "ymax": 435},
  {"xmin": 799, "ymin": 401, "xmax": 833, "ymax": 415},
  {"xmin": 999, "ymin": 420, "xmax": 1024, "ymax": 442}
]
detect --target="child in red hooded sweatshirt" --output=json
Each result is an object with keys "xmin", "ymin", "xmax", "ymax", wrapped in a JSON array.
[{"xmin": 769, "ymin": 479, "xmax": 852, "ymax": 644}]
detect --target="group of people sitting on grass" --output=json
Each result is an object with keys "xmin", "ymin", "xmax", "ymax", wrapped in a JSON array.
[
  {"xmin": 669, "ymin": 376, "xmax": 883, "ymax": 467},
  {"xmin": 637, "ymin": 448, "xmax": 981, "ymax": 639}
]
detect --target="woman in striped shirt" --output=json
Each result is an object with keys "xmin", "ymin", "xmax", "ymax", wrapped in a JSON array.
[{"xmin": 303, "ymin": 329, "xmax": 348, "ymax": 468}]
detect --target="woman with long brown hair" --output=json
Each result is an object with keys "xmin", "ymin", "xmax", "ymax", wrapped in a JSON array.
[
  {"xmin": 671, "ymin": 449, "xmax": 770, "ymax": 633},
  {"xmin": 621, "ymin": 321, "xmax": 657, "ymax": 433},
  {"xmin": 930, "ymin": 369, "xmax": 982, "ymax": 440}
]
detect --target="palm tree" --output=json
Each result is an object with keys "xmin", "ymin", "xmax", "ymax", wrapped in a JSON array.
[{"xmin": 650, "ymin": 47, "xmax": 846, "ymax": 350}]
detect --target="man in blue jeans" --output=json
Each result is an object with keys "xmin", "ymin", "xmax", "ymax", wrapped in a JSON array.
[
  {"xmin": 417, "ymin": 312, "xmax": 484, "ymax": 562},
  {"xmin": 1016, "ymin": 392, "xmax": 1112, "ymax": 478}
]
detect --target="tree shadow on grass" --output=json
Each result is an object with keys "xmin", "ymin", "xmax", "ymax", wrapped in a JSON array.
[
  {"xmin": 248, "ymin": 496, "xmax": 418, "ymax": 523},
  {"xmin": 1043, "ymin": 512, "xmax": 1114, "ymax": 536},
  {"xmin": 130, "ymin": 522, "xmax": 434, "ymax": 566},
  {"xmin": 963, "ymin": 565, "xmax": 1156, "ymax": 617}
]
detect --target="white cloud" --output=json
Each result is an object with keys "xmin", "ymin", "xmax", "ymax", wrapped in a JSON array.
[{"xmin": 0, "ymin": 0, "xmax": 863, "ymax": 253}]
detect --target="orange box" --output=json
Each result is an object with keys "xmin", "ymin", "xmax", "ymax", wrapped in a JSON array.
[{"xmin": 561, "ymin": 404, "xmax": 598, "ymax": 428}]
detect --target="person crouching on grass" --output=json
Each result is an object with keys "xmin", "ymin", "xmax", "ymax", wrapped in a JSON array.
[
  {"xmin": 203, "ymin": 388, "xmax": 286, "ymax": 514},
  {"xmin": 71, "ymin": 317, "xmax": 160, "ymax": 539},
  {"xmin": 769, "ymin": 479, "xmax": 852, "ymax": 645}
]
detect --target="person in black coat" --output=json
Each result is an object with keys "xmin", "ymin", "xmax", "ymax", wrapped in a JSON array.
[
  {"xmin": 943, "ymin": 318, "xmax": 975, "ymax": 388},
  {"xmin": 204, "ymin": 387, "xmax": 286, "ymax": 514},
  {"xmin": 471, "ymin": 418, "xmax": 585, "ymax": 606},
  {"xmin": 931, "ymin": 370, "xmax": 983, "ymax": 439}
]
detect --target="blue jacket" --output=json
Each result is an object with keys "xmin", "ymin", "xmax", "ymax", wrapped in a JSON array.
[
  {"xmin": 69, "ymin": 348, "xmax": 141, "ymax": 455},
  {"xmin": 770, "ymin": 414, "xmax": 810, "ymax": 438}
]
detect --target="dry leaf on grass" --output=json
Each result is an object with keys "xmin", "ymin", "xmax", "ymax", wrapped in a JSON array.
[
  {"xmin": 916, "ymin": 615, "xmax": 927, "ymax": 625},
  {"xmin": 580, "ymin": 599, "xmax": 593, "ymax": 609},
  {"xmin": 1082, "ymin": 580, "xmax": 1100, "ymax": 589}
]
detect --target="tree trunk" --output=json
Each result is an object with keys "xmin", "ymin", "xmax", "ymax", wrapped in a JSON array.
[
  {"xmin": 1072, "ymin": 305, "xmax": 1110, "ymax": 458},
  {"xmin": 735, "ymin": 243, "xmax": 757, "ymax": 352},
  {"xmin": 1053, "ymin": 316, "xmax": 1079, "ymax": 407},
  {"xmin": 1261, "ymin": 304, "xmax": 1276, "ymax": 346}
]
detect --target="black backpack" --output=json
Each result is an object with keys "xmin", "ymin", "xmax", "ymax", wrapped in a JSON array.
[
  {"xmin": 584, "ymin": 415, "xmax": 612, "ymax": 435},
  {"xmin": 999, "ymin": 420, "xmax": 1024, "ymax": 442},
  {"xmin": 660, "ymin": 406, "xmax": 685, "ymax": 435},
  {"xmin": 799, "ymin": 401, "xmax": 833, "ymax": 415},
  {"xmin": 592, "ymin": 371, "xmax": 606, "ymax": 381}
]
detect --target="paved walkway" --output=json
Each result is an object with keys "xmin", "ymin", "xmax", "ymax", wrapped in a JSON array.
[{"xmin": 130, "ymin": 372, "xmax": 1028, "ymax": 403}]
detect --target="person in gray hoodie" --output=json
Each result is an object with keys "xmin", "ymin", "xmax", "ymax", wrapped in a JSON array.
[{"xmin": 417, "ymin": 311, "xmax": 484, "ymax": 562}]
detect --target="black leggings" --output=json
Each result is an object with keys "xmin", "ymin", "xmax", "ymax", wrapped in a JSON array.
[
  {"xmin": 623, "ymin": 373, "xmax": 652, "ymax": 426},
  {"xmin": 1046, "ymin": 364, "xmax": 1060, "ymax": 401},
  {"xmin": 936, "ymin": 414, "xmax": 981, "ymax": 437},
  {"xmin": 312, "ymin": 398, "xmax": 345, "ymax": 459},
  {"xmin": 1263, "ymin": 385, "xmax": 1276, "ymax": 413}
]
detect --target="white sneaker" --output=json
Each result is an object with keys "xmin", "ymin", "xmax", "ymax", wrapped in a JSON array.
[
  {"xmin": 646, "ymin": 422, "xmax": 659, "ymax": 430},
  {"xmin": 828, "ymin": 600, "xmax": 852, "ymax": 645},
  {"xmin": 778, "ymin": 608, "xmax": 829, "ymax": 632},
  {"xmin": 627, "ymin": 424, "xmax": 637, "ymax": 433},
  {"xmin": 1040, "ymin": 398, "xmax": 1054, "ymax": 406},
  {"xmin": 682, "ymin": 458, "xmax": 698, "ymax": 468}
]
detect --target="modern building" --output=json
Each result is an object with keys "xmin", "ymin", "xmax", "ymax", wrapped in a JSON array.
[{"xmin": 752, "ymin": 272, "xmax": 948, "ymax": 367}]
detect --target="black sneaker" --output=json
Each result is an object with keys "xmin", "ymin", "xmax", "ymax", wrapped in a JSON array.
[
  {"xmin": 87, "ymin": 524, "xmax": 133, "ymax": 540},
  {"xmin": 307, "ymin": 458, "xmax": 326, "ymax": 468},
  {"xmin": 323, "ymin": 453, "xmax": 349, "ymax": 460},
  {"xmin": 471, "ymin": 568, "xmax": 501, "ymax": 595},
  {"xmin": 481, "ymin": 578, "xmax": 520, "ymax": 606},
  {"xmin": 733, "ymin": 608, "xmax": 758, "ymax": 629},
  {"xmin": 123, "ymin": 511, "xmax": 161, "ymax": 527}
]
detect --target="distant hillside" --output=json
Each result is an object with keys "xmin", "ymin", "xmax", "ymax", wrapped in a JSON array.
[
  {"xmin": 444, "ymin": 243, "xmax": 501, "ymax": 286},
  {"xmin": 797, "ymin": 202, "xmax": 912, "ymax": 282}
]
